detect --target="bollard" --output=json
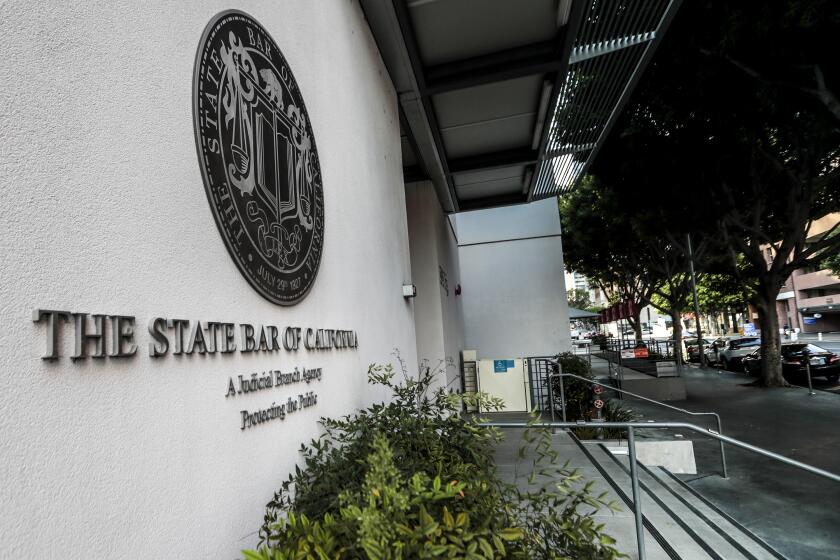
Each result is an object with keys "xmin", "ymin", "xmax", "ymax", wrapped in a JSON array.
[
  {"xmin": 818, "ymin": 332, "xmax": 823, "ymax": 341},
  {"xmin": 804, "ymin": 348, "xmax": 816, "ymax": 396}
]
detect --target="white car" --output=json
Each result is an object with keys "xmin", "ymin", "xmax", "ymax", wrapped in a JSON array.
[{"xmin": 718, "ymin": 337, "xmax": 761, "ymax": 371}]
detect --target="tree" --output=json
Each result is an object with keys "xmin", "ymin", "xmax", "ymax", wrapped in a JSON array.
[
  {"xmin": 699, "ymin": 1, "xmax": 840, "ymax": 386},
  {"xmin": 559, "ymin": 170, "xmax": 721, "ymax": 356},
  {"xmin": 824, "ymin": 253, "xmax": 840, "ymax": 278},
  {"xmin": 696, "ymin": 273, "xmax": 751, "ymax": 315},
  {"xmin": 559, "ymin": 177, "xmax": 658, "ymax": 341},
  {"xmin": 581, "ymin": 0, "xmax": 840, "ymax": 386},
  {"xmin": 566, "ymin": 288, "xmax": 592, "ymax": 310},
  {"xmin": 695, "ymin": 272, "xmax": 752, "ymax": 333},
  {"xmin": 819, "ymin": 230, "xmax": 840, "ymax": 277},
  {"xmin": 582, "ymin": 105, "xmax": 723, "ymax": 357}
]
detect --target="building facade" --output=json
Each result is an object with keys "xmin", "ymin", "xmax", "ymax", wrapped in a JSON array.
[
  {"xmin": 564, "ymin": 269, "xmax": 608, "ymax": 307},
  {"xmin": 0, "ymin": 0, "xmax": 680, "ymax": 555},
  {"xmin": 776, "ymin": 214, "xmax": 840, "ymax": 333},
  {"xmin": 0, "ymin": 2, "xmax": 575, "ymax": 556}
]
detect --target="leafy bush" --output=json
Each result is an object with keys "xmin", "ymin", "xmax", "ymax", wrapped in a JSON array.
[
  {"xmin": 550, "ymin": 352, "xmax": 595, "ymax": 422},
  {"xmin": 550, "ymin": 352, "xmax": 636, "ymax": 440},
  {"xmin": 591, "ymin": 333, "xmax": 609, "ymax": 351},
  {"xmin": 246, "ymin": 358, "xmax": 623, "ymax": 559}
]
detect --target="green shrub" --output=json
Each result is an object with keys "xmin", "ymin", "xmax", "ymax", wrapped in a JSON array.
[
  {"xmin": 246, "ymin": 358, "xmax": 624, "ymax": 559},
  {"xmin": 549, "ymin": 352, "xmax": 636, "ymax": 440},
  {"xmin": 550, "ymin": 352, "xmax": 595, "ymax": 422},
  {"xmin": 591, "ymin": 333, "xmax": 609, "ymax": 350},
  {"xmin": 245, "ymin": 434, "xmax": 526, "ymax": 560}
]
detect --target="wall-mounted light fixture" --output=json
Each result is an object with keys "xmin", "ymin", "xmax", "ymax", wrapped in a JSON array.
[
  {"xmin": 455, "ymin": 284, "xmax": 462, "ymax": 296},
  {"xmin": 402, "ymin": 284, "xmax": 417, "ymax": 298}
]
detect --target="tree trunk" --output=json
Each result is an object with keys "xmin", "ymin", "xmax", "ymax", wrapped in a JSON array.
[
  {"xmin": 693, "ymin": 312, "xmax": 705, "ymax": 367},
  {"xmin": 671, "ymin": 310, "xmax": 683, "ymax": 367},
  {"xmin": 628, "ymin": 309, "xmax": 643, "ymax": 342},
  {"xmin": 755, "ymin": 295, "xmax": 785, "ymax": 387}
]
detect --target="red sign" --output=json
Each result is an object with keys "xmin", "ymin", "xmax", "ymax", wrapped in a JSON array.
[
  {"xmin": 600, "ymin": 301, "xmax": 639, "ymax": 323},
  {"xmin": 634, "ymin": 347, "xmax": 649, "ymax": 359},
  {"xmin": 593, "ymin": 385, "xmax": 604, "ymax": 395}
]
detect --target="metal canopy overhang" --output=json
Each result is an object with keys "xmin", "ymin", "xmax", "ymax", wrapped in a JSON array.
[
  {"xmin": 360, "ymin": 0, "xmax": 681, "ymax": 213},
  {"xmin": 569, "ymin": 307, "xmax": 601, "ymax": 319}
]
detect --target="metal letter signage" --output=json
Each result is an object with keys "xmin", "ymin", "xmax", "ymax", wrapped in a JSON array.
[{"xmin": 193, "ymin": 10, "xmax": 325, "ymax": 305}]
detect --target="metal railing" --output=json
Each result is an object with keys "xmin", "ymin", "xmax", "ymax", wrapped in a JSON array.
[
  {"xmin": 571, "ymin": 339, "xmax": 593, "ymax": 368},
  {"xmin": 548, "ymin": 370, "xmax": 727, "ymax": 478},
  {"xmin": 596, "ymin": 337, "xmax": 685, "ymax": 376},
  {"xmin": 480, "ymin": 420, "xmax": 840, "ymax": 560}
]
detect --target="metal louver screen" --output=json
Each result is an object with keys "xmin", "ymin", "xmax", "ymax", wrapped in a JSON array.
[{"xmin": 532, "ymin": 0, "xmax": 679, "ymax": 199}]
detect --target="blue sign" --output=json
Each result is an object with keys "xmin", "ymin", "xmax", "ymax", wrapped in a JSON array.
[
  {"xmin": 804, "ymin": 317, "xmax": 817, "ymax": 325},
  {"xmin": 743, "ymin": 323, "xmax": 757, "ymax": 336},
  {"xmin": 493, "ymin": 360, "xmax": 507, "ymax": 373}
]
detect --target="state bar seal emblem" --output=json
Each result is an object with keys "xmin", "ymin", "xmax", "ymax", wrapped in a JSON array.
[{"xmin": 193, "ymin": 10, "xmax": 324, "ymax": 305}]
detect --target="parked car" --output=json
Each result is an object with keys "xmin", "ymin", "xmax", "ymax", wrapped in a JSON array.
[
  {"xmin": 705, "ymin": 337, "xmax": 730, "ymax": 364},
  {"xmin": 718, "ymin": 337, "xmax": 761, "ymax": 371},
  {"xmin": 685, "ymin": 338, "xmax": 715, "ymax": 362},
  {"xmin": 742, "ymin": 343, "xmax": 840, "ymax": 382}
]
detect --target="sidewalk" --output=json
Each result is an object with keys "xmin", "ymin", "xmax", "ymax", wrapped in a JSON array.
[
  {"xmin": 798, "ymin": 332, "xmax": 840, "ymax": 340},
  {"xmin": 600, "ymin": 361, "xmax": 840, "ymax": 560},
  {"xmin": 796, "ymin": 332, "xmax": 840, "ymax": 354}
]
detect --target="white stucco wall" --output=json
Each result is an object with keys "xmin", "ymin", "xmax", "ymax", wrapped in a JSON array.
[
  {"xmin": 438, "ymin": 214, "xmax": 466, "ymax": 389},
  {"xmin": 405, "ymin": 181, "xmax": 465, "ymax": 390},
  {"xmin": 457, "ymin": 198, "xmax": 571, "ymax": 359},
  {"xmin": 0, "ymin": 1, "xmax": 416, "ymax": 557}
]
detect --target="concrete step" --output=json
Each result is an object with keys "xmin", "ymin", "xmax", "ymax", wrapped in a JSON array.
[
  {"xmin": 573, "ymin": 436, "xmax": 786, "ymax": 560},
  {"xmin": 649, "ymin": 465, "xmax": 785, "ymax": 560},
  {"xmin": 492, "ymin": 428, "xmax": 787, "ymax": 559},
  {"xmin": 493, "ymin": 429, "xmax": 676, "ymax": 560}
]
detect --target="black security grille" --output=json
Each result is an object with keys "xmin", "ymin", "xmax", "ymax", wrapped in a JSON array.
[{"xmin": 527, "ymin": 356, "xmax": 557, "ymax": 412}]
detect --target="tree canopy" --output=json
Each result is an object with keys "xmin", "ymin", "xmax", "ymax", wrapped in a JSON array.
[
  {"xmin": 566, "ymin": 288, "xmax": 593, "ymax": 311},
  {"xmin": 561, "ymin": 0, "xmax": 840, "ymax": 385}
]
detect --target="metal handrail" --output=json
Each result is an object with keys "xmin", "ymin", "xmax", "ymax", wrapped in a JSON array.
[
  {"xmin": 548, "ymin": 370, "xmax": 727, "ymax": 478},
  {"xmin": 480, "ymin": 420, "xmax": 840, "ymax": 560}
]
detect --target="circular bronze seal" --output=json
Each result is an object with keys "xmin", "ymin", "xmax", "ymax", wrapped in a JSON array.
[{"xmin": 193, "ymin": 10, "xmax": 324, "ymax": 305}]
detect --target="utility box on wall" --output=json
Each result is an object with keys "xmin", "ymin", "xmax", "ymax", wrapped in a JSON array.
[{"xmin": 477, "ymin": 358, "xmax": 528, "ymax": 412}]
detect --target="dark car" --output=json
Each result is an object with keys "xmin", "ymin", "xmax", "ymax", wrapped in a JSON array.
[{"xmin": 742, "ymin": 343, "xmax": 840, "ymax": 382}]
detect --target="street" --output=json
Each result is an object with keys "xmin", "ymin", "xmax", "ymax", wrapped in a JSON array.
[
  {"xmin": 797, "ymin": 334, "xmax": 840, "ymax": 354},
  {"xmin": 641, "ymin": 333, "xmax": 840, "ymax": 393}
]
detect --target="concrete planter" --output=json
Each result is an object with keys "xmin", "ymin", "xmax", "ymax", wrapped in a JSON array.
[
  {"xmin": 654, "ymin": 361, "xmax": 678, "ymax": 377},
  {"xmin": 593, "ymin": 440, "xmax": 697, "ymax": 474}
]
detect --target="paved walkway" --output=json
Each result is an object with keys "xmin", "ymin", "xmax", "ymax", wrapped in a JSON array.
[
  {"xmin": 593, "ymin": 359, "xmax": 840, "ymax": 560},
  {"xmin": 484, "ymin": 357, "xmax": 840, "ymax": 558},
  {"xmin": 485, "ymin": 413, "xmax": 664, "ymax": 559}
]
